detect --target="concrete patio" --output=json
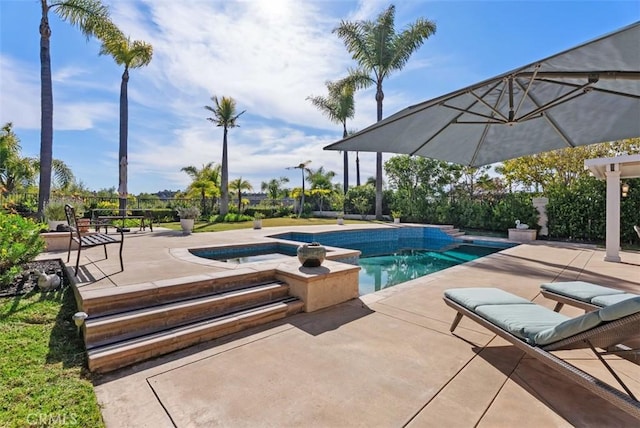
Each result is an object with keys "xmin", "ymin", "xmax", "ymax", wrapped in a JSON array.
[{"xmin": 42, "ymin": 224, "xmax": 640, "ymax": 427}]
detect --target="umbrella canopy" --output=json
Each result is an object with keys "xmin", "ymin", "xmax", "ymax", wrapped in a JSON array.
[{"xmin": 325, "ymin": 22, "xmax": 640, "ymax": 166}]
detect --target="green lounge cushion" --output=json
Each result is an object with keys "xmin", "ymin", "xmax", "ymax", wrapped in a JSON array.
[
  {"xmin": 598, "ymin": 296, "xmax": 640, "ymax": 322},
  {"xmin": 541, "ymin": 281, "xmax": 625, "ymax": 302},
  {"xmin": 533, "ymin": 310, "xmax": 602, "ymax": 345},
  {"xmin": 475, "ymin": 304, "xmax": 569, "ymax": 342},
  {"xmin": 591, "ymin": 293, "xmax": 639, "ymax": 307},
  {"xmin": 444, "ymin": 288, "xmax": 533, "ymax": 311}
]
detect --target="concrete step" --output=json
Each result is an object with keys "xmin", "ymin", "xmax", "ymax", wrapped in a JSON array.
[
  {"xmin": 78, "ymin": 270, "xmax": 277, "ymax": 317},
  {"xmin": 84, "ymin": 281, "xmax": 290, "ymax": 349},
  {"xmin": 88, "ymin": 298, "xmax": 303, "ymax": 373}
]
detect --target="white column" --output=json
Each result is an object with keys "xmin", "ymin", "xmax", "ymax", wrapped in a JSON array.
[{"xmin": 604, "ymin": 165, "xmax": 621, "ymax": 262}]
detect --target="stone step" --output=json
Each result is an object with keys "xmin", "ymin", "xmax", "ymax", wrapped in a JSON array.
[
  {"xmin": 88, "ymin": 298, "xmax": 304, "ymax": 373},
  {"xmin": 78, "ymin": 269, "xmax": 277, "ymax": 317},
  {"xmin": 84, "ymin": 281, "xmax": 290, "ymax": 349}
]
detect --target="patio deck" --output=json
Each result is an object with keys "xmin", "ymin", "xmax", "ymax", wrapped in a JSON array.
[{"xmin": 41, "ymin": 224, "xmax": 640, "ymax": 426}]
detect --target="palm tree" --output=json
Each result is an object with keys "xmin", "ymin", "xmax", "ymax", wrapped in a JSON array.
[
  {"xmin": 1, "ymin": 123, "xmax": 36, "ymax": 194},
  {"xmin": 181, "ymin": 162, "xmax": 221, "ymax": 214},
  {"xmin": 307, "ymin": 80, "xmax": 356, "ymax": 195},
  {"xmin": 229, "ymin": 177, "xmax": 253, "ymax": 212},
  {"xmin": 99, "ymin": 27, "xmax": 153, "ymax": 214},
  {"xmin": 261, "ymin": 176, "xmax": 290, "ymax": 201},
  {"xmin": 307, "ymin": 166, "xmax": 337, "ymax": 212},
  {"xmin": 334, "ymin": 4, "xmax": 436, "ymax": 219},
  {"xmin": 205, "ymin": 96, "xmax": 246, "ymax": 216},
  {"xmin": 287, "ymin": 161, "xmax": 311, "ymax": 217},
  {"xmin": 37, "ymin": 0, "xmax": 114, "ymax": 218}
]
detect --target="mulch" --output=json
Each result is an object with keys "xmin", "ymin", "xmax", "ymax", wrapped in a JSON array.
[{"xmin": 0, "ymin": 259, "xmax": 71, "ymax": 298}]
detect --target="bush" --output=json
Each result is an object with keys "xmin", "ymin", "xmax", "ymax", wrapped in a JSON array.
[{"xmin": 0, "ymin": 213, "xmax": 45, "ymax": 288}]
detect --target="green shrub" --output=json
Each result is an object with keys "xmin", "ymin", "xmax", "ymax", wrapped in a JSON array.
[{"xmin": 0, "ymin": 213, "xmax": 45, "ymax": 288}]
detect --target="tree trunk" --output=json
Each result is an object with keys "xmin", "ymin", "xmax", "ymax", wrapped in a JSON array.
[
  {"xmin": 375, "ymin": 83, "xmax": 384, "ymax": 220},
  {"xmin": 220, "ymin": 127, "xmax": 229, "ymax": 215},
  {"xmin": 38, "ymin": 8, "xmax": 53, "ymax": 219},
  {"xmin": 342, "ymin": 123, "xmax": 348, "ymax": 195},
  {"xmin": 118, "ymin": 67, "xmax": 129, "ymax": 215}
]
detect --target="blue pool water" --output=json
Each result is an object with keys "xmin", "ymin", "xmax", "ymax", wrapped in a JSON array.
[
  {"xmin": 358, "ymin": 244, "xmax": 503, "ymax": 295},
  {"xmin": 190, "ymin": 243, "xmax": 298, "ymax": 264}
]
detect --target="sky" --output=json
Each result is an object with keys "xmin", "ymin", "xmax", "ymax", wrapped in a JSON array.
[{"xmin": 1, "ymin": 0, "xmax": 638, "ymax": 195}]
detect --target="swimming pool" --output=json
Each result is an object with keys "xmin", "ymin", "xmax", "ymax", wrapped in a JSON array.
[{"xmin": 190, "ymin": 227, "xmax": 516, "ymax": 294}]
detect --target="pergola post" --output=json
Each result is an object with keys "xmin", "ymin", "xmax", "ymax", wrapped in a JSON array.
[{"xmin": 604, "ymin": 164, "xmax": 621, "ymax": 263}]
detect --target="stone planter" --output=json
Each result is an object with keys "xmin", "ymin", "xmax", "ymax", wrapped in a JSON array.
[
  {"xmin": 297, "ymin": 243, "xmax": 327, "ymax": 268},
  {"xmin": 394, "ymin": 218, "xmax": 400, "ymax": 224},
  {"xmin": 337, "ymin": 218, "xmax": 344, "ymax": 225},
  {"xmin": 47, "ymin": 220, "xmax": 67, "ymax": 232},
  {"xmin": 253, "ymin": 219, "xmax": 262, "ymax": 229},
  {"xmin": 180, "ymin": 218, "xmax": 195, "ymax": 235}
]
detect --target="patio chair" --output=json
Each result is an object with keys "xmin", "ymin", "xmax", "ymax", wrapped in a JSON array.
[
  {"xmin": 443, "ymin": 287, "xmax": 640, "ymax": 418},
  {"xmin": 540, "ymin": 281, "xmax": 638, "ymax": 312},
  {"xmin": 65, "ymin": 204, "xmax": 124, "ymax": 275}
]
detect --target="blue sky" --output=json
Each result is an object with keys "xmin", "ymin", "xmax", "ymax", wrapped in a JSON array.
[{"xmin": 1, "ymin": 0, "xmax": 638, "ymax": 194}]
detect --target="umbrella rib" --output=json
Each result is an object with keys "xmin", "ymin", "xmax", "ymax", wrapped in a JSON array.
[
  {"xmin": 514, "ymin": 64, "xmax": 540, "ymax": 118},
  {"xmin": 470, "ymin": 81, "xmax": 509, "ymax": 166},
  {"xmin": 514, "ymin": 79, "xmax": 576, "ymax": 148},
  {"xmin": 468, "ymin": 89, "xmax": 509, "ymax": 122},
  {"xmin": 536, "ymin": 77, "xmax": 640, "ymax": 100},
  {"xmin": 411, "ymin": 81, "xmax": 504, "ymax": 158}
]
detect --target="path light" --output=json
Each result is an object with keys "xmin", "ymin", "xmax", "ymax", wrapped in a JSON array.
[
  {"xmin": 72, "ymin": 312, "xmax": 88, "ymax": 333},
  {"xmin": 622, "ymin": 182, "xmax": 629, "ymax": 197}
]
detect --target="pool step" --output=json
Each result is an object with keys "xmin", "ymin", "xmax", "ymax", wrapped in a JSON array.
[
  {"xmin": 87, "ymin": 298, "xmax": 303, "ymax": 373},
  {"xmin": 78, "ymin": 269, "xmax": 279, "ymax": 317},
  {"xmin": 84, "ymin": 281, "xmax": 291, "ymax": 349},
  {"xmin": 78, "ymin": 271, "xmax": 305, "ymax": 373},
  {"xmin": 440, "ymin": 226, "xmax": 466, "ymax": 238}
]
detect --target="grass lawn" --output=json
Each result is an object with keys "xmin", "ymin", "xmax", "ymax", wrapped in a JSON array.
[
  {"xmin": 161, "ymin": 216, "xmax": 374, "ymax": 232},
  {"xmin": 0, "ymin": 287, "xmax": 104, "ymax": 428}
]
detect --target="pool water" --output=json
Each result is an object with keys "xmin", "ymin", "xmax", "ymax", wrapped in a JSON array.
[{"xmin": 358, "ymin": 244, "xmax": 502, "ymax": 295}]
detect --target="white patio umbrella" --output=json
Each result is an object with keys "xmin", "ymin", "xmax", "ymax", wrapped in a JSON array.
[{"xmin": 325, "ymin": 22, "xmax": 640, "ymax": 166}]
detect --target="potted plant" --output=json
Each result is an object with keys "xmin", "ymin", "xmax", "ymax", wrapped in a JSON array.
[
  {"xmin": 391, "ymin": 210, "xmax": 402, "ymax": 224},
  {"xmin": 336, "ymin": 212, "xmax": 344, "ymax": 225},
  {"xmin": 253, "ymin": 212, "xmax": 264, "ymax": 229},
  {"xmin": 43, "ymin": 201, "xmax": 68, "ymax": 231},
  {"xmin": 176, "ymin": 206, "xmax": 200, "ymax": 235}
]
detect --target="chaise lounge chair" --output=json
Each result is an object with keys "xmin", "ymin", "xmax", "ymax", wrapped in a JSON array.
[
  {"xmin": 443, "ymin": 287, "xmax": 640, "ymax": 418},
  {"xmin": 540, "ymin": 281, "xmax": 639, "ymax": 312}
]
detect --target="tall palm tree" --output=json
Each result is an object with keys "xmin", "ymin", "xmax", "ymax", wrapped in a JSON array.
[
  {"xmin": 99, "ymin": 28, "xmax": 153, "ymax": 214},
  {"xmin": 181, "ymin": 162, "xmax": 221, "ymax": 214},
  {"xmin": 229, "ymin": 177, "xmax": 253, "ymax": 212},
  {"xmin": 287, "ymin": 161, "xmax": 311, "ymax": 217},
  {"xmin": 334, "ymin": 4, "xmax": 436, "ymax": 219},
  {"xmin": 307, "ymin": 80, "xmax": 356, "ymax": 195},
  {"xmin": 37, "ymin": 0, "xmax": 113, "ymax": 218},
  {"xmin": 205, "ymin": 96, "xmax": 246, "ymax": 216}
]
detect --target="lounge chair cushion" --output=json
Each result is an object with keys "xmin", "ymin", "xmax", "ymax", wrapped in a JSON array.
[
  {"xmin": 444, "ymin": 288, "xmax": 532, "ymax": 311},
  {"xmin": 475, "ymin": 304, "xmax": 569, "ymax": 342},
  {"xmin": 598, "ymin": 296, "xmax": 640, "ymax": 322},
  {"xmin": 591, "ymin": 293, "xmax": 639, "ymax": 307},
  {"xmin": 540, "ymin": 281, "xmax": 625, "ymax": 302},
  {"xmin": 532, "ymin": 310, "xmax": 603, "ymax": 345}
]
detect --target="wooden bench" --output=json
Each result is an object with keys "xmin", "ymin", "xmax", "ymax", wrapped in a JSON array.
[
  {"xmin": 65, "ymin": 204, "xmax": 124, "ymax": 275},
  {"xmin": 92, "ymin": 210, "xmax": 153, "ymax": 233}
]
